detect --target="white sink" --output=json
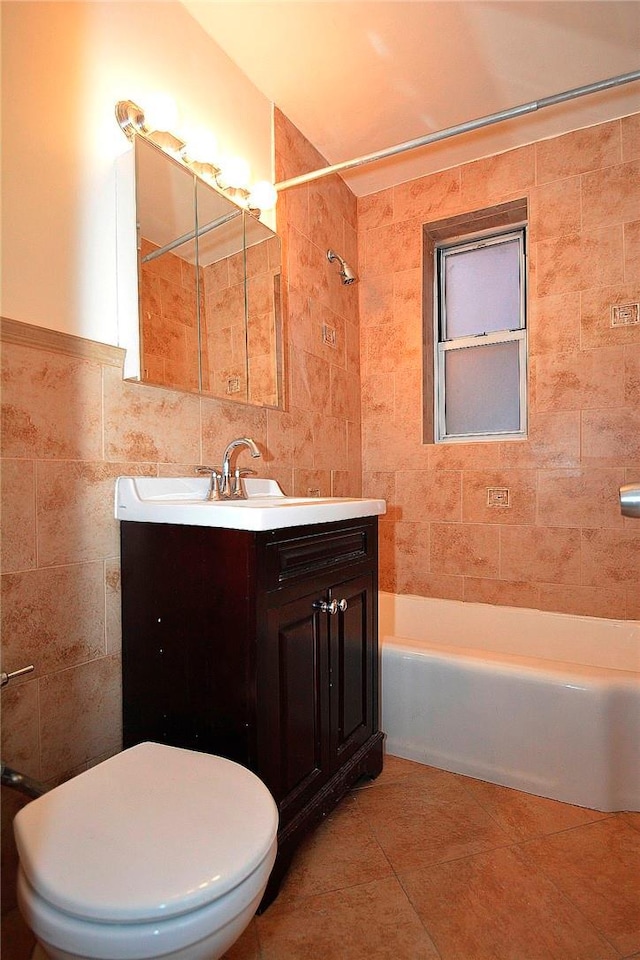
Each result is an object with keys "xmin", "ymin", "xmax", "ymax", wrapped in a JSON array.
[{"xmin": 115, "ymin": 477, "xmax": 386, "ymax": 531}]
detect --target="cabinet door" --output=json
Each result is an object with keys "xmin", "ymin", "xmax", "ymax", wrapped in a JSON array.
[
  {"xmin": 329, "ymin": 573, "xmax": 377, "ymax": 767},
  {"xmin": 259, "ymin": 590, "xmax": 332, "ymax": 820}
]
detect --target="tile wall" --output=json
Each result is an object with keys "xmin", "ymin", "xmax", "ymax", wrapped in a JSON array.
[
  {"xmin": 2, "ymin": 110, "xmax": 637, "ymax": 789},
  {"xmin": 0, "ymin": 111, "xmax": 360, "ymax": 784},
  {"xmin": 359, "ymin": 113, "xmax": 640, "ymax": 620}
]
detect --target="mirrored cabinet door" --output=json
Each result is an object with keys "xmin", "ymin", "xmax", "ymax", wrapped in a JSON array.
[
  {"xmin": 136, "ymin": 139, "xmax": 200, "ymax": 392},
  {"xmin": 119, "ymin": 136, "xmax": 283, "ymax": 408},
  {"xmin": 196, "ymin": 178, "xmax": 247, "ymax": 402},
  {"xmin": 245, "ymin": 215, "xmax": 282, "ymax": 407}
]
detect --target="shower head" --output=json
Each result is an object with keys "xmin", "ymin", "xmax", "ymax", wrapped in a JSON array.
[{"xmin": 327, "ymin": 249, "xmax": 357, "ymax": 285}]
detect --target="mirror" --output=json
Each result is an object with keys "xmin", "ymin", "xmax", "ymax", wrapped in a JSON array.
[{"xmin": 130, "ymin": 137, "xmax": 282, "ymax": 406}]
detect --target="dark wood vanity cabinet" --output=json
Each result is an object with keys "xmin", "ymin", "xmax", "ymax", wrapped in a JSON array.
[{"xmin": 120, "ymin": 515, "xmax": 383, "ymax": 904}]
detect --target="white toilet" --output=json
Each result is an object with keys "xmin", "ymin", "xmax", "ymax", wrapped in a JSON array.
[{"xmin": 13, "ymin": 742, "xmax": 278, "ymax": 960}]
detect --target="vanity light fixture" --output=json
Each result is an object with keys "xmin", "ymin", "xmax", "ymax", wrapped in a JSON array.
[{"xmin": 115, "ymin": 99, "xmax": 277, "ymax": 216}]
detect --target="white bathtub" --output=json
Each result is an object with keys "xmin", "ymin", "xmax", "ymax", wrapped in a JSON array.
[{"xmin": 380, "ymin": 592, "xmax": 640, "ymax": 812}]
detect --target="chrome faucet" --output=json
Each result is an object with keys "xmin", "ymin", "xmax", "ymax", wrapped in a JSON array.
[
  {"xmin": 196, "ymin": 437, "xmax": 261, "ymax": 501},
  {"xmin": 221, "ymin": 437, "xmax": 261, "ymax": 499}
]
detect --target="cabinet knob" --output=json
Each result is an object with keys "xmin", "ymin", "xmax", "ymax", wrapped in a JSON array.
[
  {"xmin": 314, "ymin": 599, "xmax": 338, "ymax": 615},
  {"xmin": 313, "ymin": 598, "xmax": 348, "ymax": 615}
]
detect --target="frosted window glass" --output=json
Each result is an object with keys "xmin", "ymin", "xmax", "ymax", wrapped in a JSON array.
[
  {"xmin": 444, "ymin": 239, "xmax": 520, "ymax": 339},
  {"xmin": 444, "ymin": 341, "xmax": 521, "ymax": 435}
]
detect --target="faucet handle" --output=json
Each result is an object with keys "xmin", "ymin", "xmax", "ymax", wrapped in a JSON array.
[
  {"xmin": 231, "ymin": 467, "xmax": 258, "ymax": 499},
  {"xmin": 195, "ymin": 465, "xmax": 223, "ymax": 501}
]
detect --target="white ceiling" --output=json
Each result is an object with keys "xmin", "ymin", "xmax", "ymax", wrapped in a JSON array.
[{"xmin": 182, "ymin": 1, "xmax": 640, "ymax": 196}]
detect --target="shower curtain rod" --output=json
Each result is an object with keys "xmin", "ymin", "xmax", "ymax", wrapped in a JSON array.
[{"xmin": 274, "ymin": 69, "xmax": 640, "ymax": 192}]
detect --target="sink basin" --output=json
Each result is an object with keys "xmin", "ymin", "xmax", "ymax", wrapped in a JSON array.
[{"xmin": 115, "ymin": 477, "xmax": 386, "ymax": 531}]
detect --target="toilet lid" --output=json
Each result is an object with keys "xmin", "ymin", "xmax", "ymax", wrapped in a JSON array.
[{"xmin": 14, "ymin": 742, "xmax": 278, "ymax": 924}]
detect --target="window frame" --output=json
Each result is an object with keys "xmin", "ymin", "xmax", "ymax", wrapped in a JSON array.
[{"xmin": 433, "ymin": 226, "xmax": 528, "ymax": 444}]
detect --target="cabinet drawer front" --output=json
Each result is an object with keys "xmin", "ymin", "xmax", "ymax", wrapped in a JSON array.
[{"xmin": 264, "ymin": 519, "xmax": 376, "ymax": 589}]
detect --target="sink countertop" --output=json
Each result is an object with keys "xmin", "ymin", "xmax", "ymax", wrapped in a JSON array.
[{"xmin": 115, "ymin": 477, "xmax": 386, "ymax": 531}]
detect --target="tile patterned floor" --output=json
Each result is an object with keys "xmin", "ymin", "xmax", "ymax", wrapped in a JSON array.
[
  {"xmin": 4, "ymin": 755, "xmax": 640, "ymax": 960},
  {"xmin": 227, "ymin": 755, "xmax": 640, "ymax": 960}
]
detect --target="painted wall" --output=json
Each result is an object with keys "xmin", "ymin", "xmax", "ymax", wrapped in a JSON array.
[
  {"xmin": 1, "ymin": 0, "xmax": 273, "ymax": 344},
  {"xmin": 359, "ymin": 114, "xmax": 640, "ymax": 620}
]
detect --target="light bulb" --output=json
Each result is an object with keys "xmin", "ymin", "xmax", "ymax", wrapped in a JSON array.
[
  {"xmin": 218, "ymin": 154, "xmax": 251, "ymax": 190},
  {"xmin": 181, "ymin": 126, "xmax": 218, "ymax": 164},
  {"xmin": 248, "ymin": 181, "xmax": 278, "ymax": 211},
  {"xmin": 143, "ymin": 93, "xmax": 179, "ymax": 133}
]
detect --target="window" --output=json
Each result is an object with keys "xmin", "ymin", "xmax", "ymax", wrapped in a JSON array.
[{"xmin": 433, "ymin": 227, "xmax": 527, "ymax": 443}]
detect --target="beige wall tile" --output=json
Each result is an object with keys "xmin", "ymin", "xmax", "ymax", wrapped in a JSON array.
[
  {"xmin": 581, "ymin": 161, "xmax": 640, "ymax": 230},
  {"xmin": 535, "ymin": 227, "xmax": 624, "ymax": 297},
  {"xmin": 538, "ymin": 583, "xmax": 627, "ymax": 619},
  {"xmin": 36, "ymin": 460, "xmax": 155, "ymax": 567},
  {"xmin": 309, "ymin": 179, "xmax": 349, "ymax": 255},
  {"xmin": 362, "ymin": 219, "xmax": 422, "ymax": 277},
  {"xmin": 581, "ymin": 528, "xmax": 640, "ymax": 587},
  {"xmin": 1, "ymin": 458, "xmax": 36, "ymax": 574},
  {"xmin": 500, "ymin": 411, "xmax": 581, "ymax": 468},
  {"xmin": 347, "ymin": 420, "xmax": 363, "ymax": 485},
  {"xmin": 535, "ymin": 120, "xmax": 621, "ymax": 183},
  {"xmin": 330, "ymin": 470, "xmax": 359, "ymax": 498},
  {"xmin": 2, "ymin": 344, "xmax": 102, "ymax": 460},
  {"xmin": 362, "ymin": 471, "xmax": 397, "ymax": 518},
  {"xmin": 537, "ymin": 468, "xmax": 625, "ymax": 529},
  {"xmin": 460, "ymin": 146, "xmax": 535, "ymax": 207},
  {"xmin": 428, "ymin": 440, "xmax": 504, "ymax": 471},
  {"xmin": 2, "ymin": 562, "xmax": 105, "ymax": 678},
  {"xmin": 362, "ymin": 416, "xmax": 429, "ymax": 474},
  {"xmin": 1, "ymin": 680, "xmax": 40, "ymax": 779},
  {"xmin": 626, "ymin": 344, "xmax": 640, "ymax": 405},
  {"xmin": 621, "ymin": 113, "xmax": 640, "ymax": 161},
  {"xmin": 362, "ymin": 316, "xmax": 422, "ymax": 375},
  {"xmin": 462, "ymin": 470, "xmax": 537, "ymax": 525},
  {"xmin": 463, "ymin": 577, "xmax": 540, "ymax": 609},
  {"xmin": 534, "ymin": 347, "xmax": 625, "ymax": 412},
  {"xmin": 361, "ymin": 374, "xmax": 395, "ymax": 421},
  {"xmin": 103, "ymin": 366, "xmax": 201, "ymax": 463},
  {"xmin": 580, "ymin": 282, "xmax": 640, "ymax": 349},
  {"xmin": 293, "ymin": 468, "xmax": 331, "ymax": 498},
  {"xmin": 582, "ymin": 408, "xmax": 640, "ymax": 462},
  {"xmin": 357, "ymin": 189, "xmax": 394, "ymax": 231},
  {"xmin": 309, "ymin": 300, "xmax": 347, "ymax": 367},
  {"xmin": 105, "ymin": 559, "xmax": 122, "ymax": 657},
  {"xmin": 393, "ymin": 168, "xmax": 461, "ymax": 224},
  {"xmin": 330, "ymin": 364, "xmax": 360, "ymax": 421},
  {"xmin": 312, "ymin": 413, "xmax": 348, "ymax": 471},
  {"xmin": 387, "ymin": 520, "xmax": 428, "ymax": 596},
  {"xmin": 529, "ymin": 177, "xmax": 581, "ymax": 242},
  {"xmin": 39, "ymin": 655, "xmax": 122, "ymax": 782},
  {"xmin": 396, "ymin": 470, "xmax": 461, "ymax": 522},
  {"xmin": 528, "ymin": 292, "xmax": 581, "ymax": 356},
  {"xmin": 624, "ymin": 220, "xmax": 640, "ymax": 280},
  {"xmin": 626, "ymin": 584, "xmax": 640, "ymax": 619},
  {"xmin": 200, "ymin": 397, "xmax": 268, "ymax": 466},
  {"xmin": 345, "ymin": 318, "xmax": 361, "ymax": 375},
  {"xmin": 430, "ymin": 522, "xmax": 500, "ymax": 579},
  {"xmin": 266, "ymin": 408, "xmax": 314, "ymax": 473},
  {"xmin": 358, "ymin": 273, "xmax": 394, "ymax": 327},
  {"xmin": 499, "ymin": 526, "xmax": 581, "ymax": 584},
  {"xmin": 289, "ymin": 347, "xmax": 331, "ymax": 413}
]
